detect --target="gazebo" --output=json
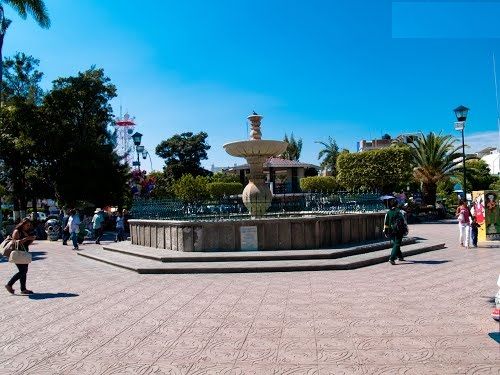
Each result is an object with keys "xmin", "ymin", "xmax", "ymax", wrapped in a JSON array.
[{"xmin": 224, "ymin": 157, "xmax": 320, "ymax": 194}]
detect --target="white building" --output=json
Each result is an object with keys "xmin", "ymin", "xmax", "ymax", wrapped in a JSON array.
[{"xmin": 480, "ymin": 148, "xmax": 500, "ymax": 175}]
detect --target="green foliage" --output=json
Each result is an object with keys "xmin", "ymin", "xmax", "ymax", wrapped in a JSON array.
[
  {"xmin": 2, "ymin": 52, "xmax": 44, "ymax": 104},
  {"xmin": 337, "ymin": 147, "xmax": 412, "ymax": 192},
  {"xmin": 148, "ymin": 171, "xmax": 172, "ymax": 199},
  {"xmin": 458, "ymin": 159, "xmax": 497, "ymax": 192},
  {"xmin": 316, "ymin": 137, "xmax": 339, "ymax": 176},
  {"xmin": 1, "ymin": 0, "xmax": 50, "ymax": 29},
  {"xmin": 489, "ymin": 177, "xmax": 500, "ymax": 191},
  {"xmin": 42, "ymin": 68, "xmax": 129, "ymax": 207},
  {"xmin": 156, "ymin": 132, "xmax": 211, "ymax": 180},
  {"xmin": 281, "ymin": 133, "xmax": 302, "ymax": 161},
  {"xmin": 408, "ymin": 132, "xmax": 467, "ymax": 205},
  {"xmin": 207, "ymin": 182, "xmax": 243, "ymax": 199},
  {"xmin": 210, "ymin": 172, "xmax": 239, "ymax": 183},
  {"xmin": 173, "ymin": 174, "xmax": 209, "ymax": 203},
  {"xmin": 299, "ymin": 176, "xmax": 339, "ymax": 192}
]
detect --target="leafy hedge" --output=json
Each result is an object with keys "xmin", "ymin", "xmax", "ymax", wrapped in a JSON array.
[
  {"xmin": 207, "ymin": 182, "xmax": 243, "ymax": 199},
  {"xmin": 173, "ymin": 174, "xmax": 209, "ymax": 203},
  {"xmin": 337, "ymin": 147, "xmax": 412, "ymax": 192},
  {"xmin": 299, "ymin": 176, "xmax": 339, "ymax": 192}
]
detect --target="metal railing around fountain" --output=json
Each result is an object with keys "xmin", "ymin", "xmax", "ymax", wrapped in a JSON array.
[{"xmin": 130, "ymin": 192, "xmax": 385, "ymax": 221}]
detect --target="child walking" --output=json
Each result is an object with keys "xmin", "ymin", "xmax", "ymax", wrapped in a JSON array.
[{"xmin": 470, "ymin": 216, "xmax": 480, "ymax": 248}]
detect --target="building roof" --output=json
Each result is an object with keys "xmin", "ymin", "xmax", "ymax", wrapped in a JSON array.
[{"xmin": 225, "ymin": 157, "xmax": 320, "ymax": 171}]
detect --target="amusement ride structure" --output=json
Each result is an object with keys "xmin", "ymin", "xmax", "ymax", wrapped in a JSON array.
[{"xmin": 114, "ymin": 112, "xmax": 136, "ymax": 165}]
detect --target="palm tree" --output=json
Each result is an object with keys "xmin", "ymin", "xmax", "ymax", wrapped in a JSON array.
[
  {"xmin": 0, "ymin": 0, "xmax": 50, "ymax": 104},
  {"xmin": 316, "ymin": 136, "xmax": 339, "ymax": 176},
  {"xmin": 281, "ymin": 133, "xmax": 302, "ymax": 161},
  {"xmin": 408, "ymin": 132, "xmax": 468, "ymax": 205}
]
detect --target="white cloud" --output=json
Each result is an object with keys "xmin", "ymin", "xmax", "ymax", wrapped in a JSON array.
[{"xmin": 464, "ymin": 130, "xmax": 500, "ymax": 152}]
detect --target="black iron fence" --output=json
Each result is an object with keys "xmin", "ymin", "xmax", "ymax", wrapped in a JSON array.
[{"xmin": 130, "ymin": 192, "xmax": 385, "ymax": 221}]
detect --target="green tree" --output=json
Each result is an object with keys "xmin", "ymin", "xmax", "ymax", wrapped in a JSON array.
[
  {"xmin": 299, "ymin": 176, "xmax": 339, "ymax": 192},
  {"xmin": 173, "ymin": 174, "xmax": 209, "ymax": 203},
  {"xmin": 408, "ymin": 132, "xmax": 466, "ymax": 205},
  {"xmin": 206, "ymin": 182, "xmax": 243, "ymax": 199},
  {"xmin": 457, "ymin": 159, "xmax": 497, "ymax": 192},
  {"xmin": 42, "ymin": 68, "xmax": 129, "ymax": 207},
  {"xmin": 0, "ymin": 53, "xmax": 48, "ymax": 219},
  {"xmin": 156, "ymin": 132, "xmax": 211, "ymax": 181},
  {"xmin": 281, "ymin": 133, "xmax": 302, "ymax": 161},
  {"xmin": 0, "ymin": 0, "xmax": 50, "ymax": 103},
  {"xmin": 210, "ymin": 172, "xmax": 240, "ymax": 183},
  {"xmin": 0, "ymin": 100, "xmax": 42, "ymax": 217},
  {"xmin": 337, "ymin": 147, "xmax": 412, "ymax": 192},
  {"xmin": 149, "ymin": 171, "xmax": 172, "ymax": 199},
  {"xmin": 2, "ymin": 52, "xmax": 43, "ymax": 104},
  {"xmin": 316, "ymin": 136, "xmax": 339, "ymax": 176}
]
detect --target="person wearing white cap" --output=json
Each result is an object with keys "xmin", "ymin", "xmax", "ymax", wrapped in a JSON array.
[{"xmin": 92, "ymin": 208, "xmax": 104, "ymax": 244}]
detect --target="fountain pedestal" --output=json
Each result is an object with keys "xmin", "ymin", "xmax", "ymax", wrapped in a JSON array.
[{"xmin": 224, "ymin": 113, "xmax": 287, "ymax": 217}]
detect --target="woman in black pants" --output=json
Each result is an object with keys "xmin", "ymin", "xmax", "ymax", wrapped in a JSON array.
[{"xmin": 5, "ymin": 218, "xmax": 36, "ymax": 295}]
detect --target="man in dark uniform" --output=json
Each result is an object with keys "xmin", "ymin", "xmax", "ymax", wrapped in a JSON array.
[
  {"xmin": 61, "ymin": 209, "xmax": 70, "ymax": 245},
  {"xmin": 384, "ymin": 198, "xmax": 406, "ymax": 265}
]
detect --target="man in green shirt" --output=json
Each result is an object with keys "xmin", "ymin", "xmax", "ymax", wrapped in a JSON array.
[{"xmin": 384, "ymin": 198, "xmax": 407, "ymax": 265}]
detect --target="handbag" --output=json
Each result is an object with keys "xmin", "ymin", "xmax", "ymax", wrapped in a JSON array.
[
  {"xmin": 8, "ymin": 241, "xmax": 32, "ymax": 264},
  {"xmin": 0, "ymin": 235, "xmax": 15, "ymax": 258}
]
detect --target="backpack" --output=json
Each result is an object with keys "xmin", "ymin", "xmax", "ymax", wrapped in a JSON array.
[{"xmin": 391, "ymin": 211, "xmax": 408, "ymax": 237}]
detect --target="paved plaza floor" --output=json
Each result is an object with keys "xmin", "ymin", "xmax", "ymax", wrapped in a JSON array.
[{"xmin": 0, "ymin": 222, "xmax": 498, "ymax": 374}]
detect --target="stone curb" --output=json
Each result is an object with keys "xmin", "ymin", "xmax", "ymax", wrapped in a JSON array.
[
  {"xmin": 78, "ymin": 242, "xmax": 446, "ymax": 274},
  {"xmin": 102, "ymin": 238, "xmax": 418, "ymax": 263}
]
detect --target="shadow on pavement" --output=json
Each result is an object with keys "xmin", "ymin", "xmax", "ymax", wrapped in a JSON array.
[
  {"xmin": 488, "ymin": 332, "xmax": 500, "ymax": 344},
  {"xmin": 482, "ymin": 296, "xmax": 496, "ymax": 307},
  {"xmin": 0, "ymin": 251, "xmax": 46, "ymax": 263},
  {"xmin": 28, "ymin": 292, "xmax": 79, "ymax": 300},
  {"xmin": 30, "ymin": 251, "xmax": 47, "ymax": 261},
  {"xmin": 403, "ymin": 260, "xmax": 451, "ymax": 265}
]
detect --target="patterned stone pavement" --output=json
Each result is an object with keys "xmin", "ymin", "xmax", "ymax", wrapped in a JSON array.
[{"xmin": 0, "ymin": 222, "xmax": 498, "ymax": 375}]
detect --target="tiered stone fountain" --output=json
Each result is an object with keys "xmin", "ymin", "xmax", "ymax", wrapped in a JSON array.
[
  {"xmin": 224, "ymin": 113, "xmax": 287, "ymax": 217},
  {"xmin": 128, "ymin": 112, "xmax": 385, "ymax": 251}
]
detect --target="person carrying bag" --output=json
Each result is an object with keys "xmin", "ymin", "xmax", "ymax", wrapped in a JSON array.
[{"xmin": 5, "ymin": 218, "xmax": 36, "ymax": 295}]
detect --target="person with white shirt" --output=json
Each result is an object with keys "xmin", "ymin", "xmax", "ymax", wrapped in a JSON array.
[{"xmin": 66, "ymin": 209, "xmax": 81, "ymax": 250}]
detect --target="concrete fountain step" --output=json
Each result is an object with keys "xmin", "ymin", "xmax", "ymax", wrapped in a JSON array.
[
  {"xmin": 101, "ymin": 238, "xmax": 418, "ymax": 263},
  {"xmin": 78, "ymin": 241, "xmax": 446, "ymax": 274}
]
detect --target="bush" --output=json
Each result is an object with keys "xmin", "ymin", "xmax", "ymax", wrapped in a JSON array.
[
  {"xmin": 207, "ymin": 182, "xmax": 243, "ymax": 199},
  {"xmin": 173, "ymin": 174, "xmax": 209, "ymax": 203},
  {"xmin": 299, "ymin": 176, "xmax": 339, "ymax": 192},
  {"xmin": 337, "ymin": 147, "xmax": 412, "ymax": 192}
]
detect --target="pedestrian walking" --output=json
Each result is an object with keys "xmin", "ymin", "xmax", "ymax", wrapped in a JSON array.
[
  {"xmin": 92, "ymin": 208, "xmax": 104, "ymax": 244},
  {"xmin": 5, "ymin": 218, "xmax": 37, "ymax": 295},
  {"xmin": 470, "ymin": 216, "xmax": 480, "ymax": 248},
  {"xmin": 384, "ymin": 198, "xmax": 408, "ymax": 265},
  {"xmin": 115, "ymin": 211, "xmax": 125, "ymax": 242},
  {"xmin": 66, "ymin": 209, "xmax": 81, "ymax": 250},
  {"xmin": 456, "ymin": 200, "xmax": 471, "ymax": 248},
  {"xmin": 61, "ymin": 209, "xmax": 70, "ymax": 245}
]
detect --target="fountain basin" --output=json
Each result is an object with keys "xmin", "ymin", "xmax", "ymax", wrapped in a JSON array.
[
  {"xmin": 224, "ymin": 140, "xmax": 287, "ymax": 158},
  {"xmin": 129, "ymin": 213, "xmax": 385, "ymax": 252}
]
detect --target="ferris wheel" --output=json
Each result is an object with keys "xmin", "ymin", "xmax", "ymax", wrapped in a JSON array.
[{"xmin": 115, "ymin": 112, "xmax": 136, "ymax": 165}]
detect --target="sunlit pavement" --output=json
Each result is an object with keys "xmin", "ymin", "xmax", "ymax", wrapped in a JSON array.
[{"xmin": 0, "ymin": 223, "xmax": 498, "ymax": 374}]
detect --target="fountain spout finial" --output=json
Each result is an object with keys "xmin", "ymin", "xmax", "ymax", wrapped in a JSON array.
[{"xmin": 247, "ymin": 112, "xmax": 263, "ymax": 140}]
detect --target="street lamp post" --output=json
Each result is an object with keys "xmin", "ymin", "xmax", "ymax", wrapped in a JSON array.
[
  {"xmin": 142, "ymin": 150, "xmax": 153, "ymax": 171},
  {"xmin": 131, "ymin": 132, "xmax": 143, "ymax": 170},
  {"xmin": 136, "ymin": 145, "xmax": 145, "ymax": 170},
  {"xmin": 454, "ymin": 105, "xmax": 469, "ymax": 201}
]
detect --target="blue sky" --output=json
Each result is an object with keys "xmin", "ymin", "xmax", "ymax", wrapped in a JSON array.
[{"xmin": 5, "ymin": 0, "xmax": 500, "ymax": 171}]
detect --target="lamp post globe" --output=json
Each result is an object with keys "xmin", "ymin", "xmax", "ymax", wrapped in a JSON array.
[
  {"xmin": 131, "ymin": 132, "xmax": 143, "ymax": 146},
  {"xmin": 454, "ymin": 105, "xmax": 469, "ymax": 122}
]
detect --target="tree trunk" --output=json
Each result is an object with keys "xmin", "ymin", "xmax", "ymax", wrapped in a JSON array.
[
  {"xmin": 0, "ymin": 30, "xmax": 4, "ymax": 108},
  {"xmin": 422, "ymin": 182, "xmax": 437, "ymax": 206}
]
